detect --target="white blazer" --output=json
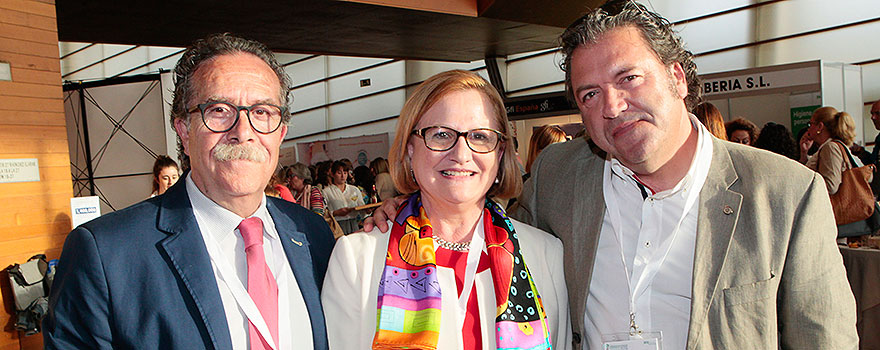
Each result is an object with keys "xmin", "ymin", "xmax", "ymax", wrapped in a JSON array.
[{"xmin": 321, "ymin": 218, "xmax": 572, "ymax": 350}]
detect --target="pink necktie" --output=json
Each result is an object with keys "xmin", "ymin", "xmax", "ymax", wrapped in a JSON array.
[{"xmin": 238, "ymin": 217, "xmax": 279, "ymax": 350}]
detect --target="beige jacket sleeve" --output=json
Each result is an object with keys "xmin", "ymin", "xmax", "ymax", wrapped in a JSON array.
[{"xmin": 813, "ymin": 141, "xmax": 848, "ymax": 195}]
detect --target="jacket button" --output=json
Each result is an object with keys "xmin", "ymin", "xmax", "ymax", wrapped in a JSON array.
[{"xmin": 573, "ymin": 331, "xmax": 581, "ymax": 344}]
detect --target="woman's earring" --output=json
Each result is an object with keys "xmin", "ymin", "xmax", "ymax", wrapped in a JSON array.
[
  {"xmin": 494, "ymin": 177, "xmax": 500, "ymax": 184},
  {"xmin": 410, "ymin": 168, "xmax": 417, "ymax": 184}
]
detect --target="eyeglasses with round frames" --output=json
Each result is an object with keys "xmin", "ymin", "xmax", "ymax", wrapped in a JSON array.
[
  {"xmin": 186, "ymin": 101, "xmax": 287, "ymax": 134},
  {"xmin": 411, "ymin": 126, "xmax": 504, "ymax": 154}
]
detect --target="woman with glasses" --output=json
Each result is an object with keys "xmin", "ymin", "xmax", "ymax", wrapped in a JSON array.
[{"xmin": 321, "ymin": 70, "xmax": 571, "ymax": 350}]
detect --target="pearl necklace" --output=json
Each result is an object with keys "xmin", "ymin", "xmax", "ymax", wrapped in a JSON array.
[{"xmin": 432, "ymin": 235, "xmax": 471, "ymax": 251}]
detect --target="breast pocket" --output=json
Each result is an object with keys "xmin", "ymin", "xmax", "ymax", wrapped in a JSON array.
[{"xmin": 723, "ymin": 272, "xmax": 778, "ymax": 307}]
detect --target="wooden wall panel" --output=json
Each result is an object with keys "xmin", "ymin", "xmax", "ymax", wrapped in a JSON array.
[{"xmin": 0, "ymin": 1, "xmax": 69, "ymax": 349}]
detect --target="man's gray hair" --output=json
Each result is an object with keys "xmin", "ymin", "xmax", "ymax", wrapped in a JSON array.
[
  {"xmin": 170, "ymin": 33, "xmax": 291, "ymax": 170},
  {"xmin": 559, "ymin": 0, "xmax": 701, "ymax": 111}
]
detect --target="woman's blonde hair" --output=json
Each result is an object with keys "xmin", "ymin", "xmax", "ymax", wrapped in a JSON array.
[
  {"xmin": 813, "ymin": 106, "xmax": 856, "ymax": 146},
  {"xmin": 526, "ymin": 125, "xmax": 567, "ymax": 173},
  {"xmin": 389, "ymin": 70, "xmax": 522, "ymax": 199}
]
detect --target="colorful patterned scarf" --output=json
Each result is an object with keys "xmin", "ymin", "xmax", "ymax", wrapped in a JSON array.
[{"xmin": 373, "ymin": 193, "xmax": 552, "ymax": 350}]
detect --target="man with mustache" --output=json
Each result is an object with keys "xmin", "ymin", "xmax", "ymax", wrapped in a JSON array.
[{"xmin": 44, "ymin": 33, "xmax": 334, "ymax": 350}]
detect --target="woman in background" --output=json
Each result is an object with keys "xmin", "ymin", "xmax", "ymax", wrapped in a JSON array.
[
  {"xmin": 150, "ymin": 155, "xmax": 179, "ymax": 197},
  {"xmin": 525, "ymin": 125, "xmax": 567, "ymax": 179},
  {"xmin": 693, "ymin": 102, "xmax": 727, "ymax": 140},
  {"xmin": 322, "ymin": 160, "xmax": 365, "ymax": 234},
  {"xmin": 370, "ymin": 157, "xmax": 396, "ymax": 201},
  {"xmin": 287, "ymin": 162, "xmax": 326, "ymax": 216},
  {"xmin": 802, "ymin": 106, "xmax": 860, "ymax": 194},
  {"xmin": 726, "ymin": 117, "xmax": 758, "ymax": 145},
  {"xmin": 754, "ymin": 122, "xmax": 798, "ymax": 160},
  {"xmin": 265, "ymin": 166, "xmax": 295, "ymax": 201}
]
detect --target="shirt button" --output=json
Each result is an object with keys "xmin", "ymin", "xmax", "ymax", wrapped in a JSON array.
[{"xmin": 645, "ymin": 241, "xmax": 651, "ymax": 248}]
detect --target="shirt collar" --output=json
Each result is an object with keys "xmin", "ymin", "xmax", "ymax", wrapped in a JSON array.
[
  {"xmin": 185, "ymin": 173, "xmax": 277, "ymax": 242},
  {"xmin": 609, "ymin": 113, "xmax": 714, "ymax": 200}
]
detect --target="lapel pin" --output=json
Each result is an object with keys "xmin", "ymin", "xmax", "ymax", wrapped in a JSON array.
[
  {"xmin": 290, "ymin": 238, "xmax": 303, "ymax": 246},
  {"xmin": 723, "ymin": 205, "xmax": 734, "ymax": 215}
]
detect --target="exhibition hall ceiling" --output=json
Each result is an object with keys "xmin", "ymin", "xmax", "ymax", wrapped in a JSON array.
[{"xmin": 56, "ymin": 0, "xmax": 602, "ymax": 62}]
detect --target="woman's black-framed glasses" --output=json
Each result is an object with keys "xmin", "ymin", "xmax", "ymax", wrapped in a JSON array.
[
  {"xmin": 187, "ymin": 101, "xmax": 287, "ymax": 134},
  {"xmin": 412, "ymin": 126, "xmax": 504, "ymax": 153}
]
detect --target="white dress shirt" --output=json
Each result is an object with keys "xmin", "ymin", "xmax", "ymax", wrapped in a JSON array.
[
  {"xmin": 186, "ymin": 175, "xmax": 313, "ymax": 349},
  {"xmin": 583, "ymin": 116, "xmax": 713, "ymax": 350}
]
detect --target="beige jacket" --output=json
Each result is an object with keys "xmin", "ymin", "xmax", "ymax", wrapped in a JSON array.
[{"xmin": 512, "ymin": 136, "xmax": 858, "ymax": 349}]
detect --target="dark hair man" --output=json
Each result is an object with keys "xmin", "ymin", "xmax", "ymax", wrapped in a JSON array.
[
  {"xmin": 519, "ymin": 1, "xmax": 858, "ymax": 349},
  {"xmin": 44, "ymin": 33, "xmax": 334, "ymax": 350}
]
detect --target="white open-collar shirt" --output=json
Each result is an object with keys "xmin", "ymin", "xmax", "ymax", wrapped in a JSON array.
[
  {"xmin": 186, "ymin": 175, "xmax": 313, "ymax": 349},
  {"xmin": 583, "ymin": 115, "xmax": 713, "ymax": 350}
]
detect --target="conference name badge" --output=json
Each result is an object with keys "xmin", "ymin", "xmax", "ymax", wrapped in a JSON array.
[{"xmin": 602, "ymin": 331, "xmax": 662, "ymax": 350}]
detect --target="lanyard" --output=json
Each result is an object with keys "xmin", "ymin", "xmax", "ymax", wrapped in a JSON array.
[
  {"xmin": 602, "ymin": 161, "xmax": 701, "ymax": 335},
  {"xmin": 203, "ymin": 224, "xmax": 281, "ymax": 350},
  {"xmin": 434, "ymin": 213, "xmax": 486, "ymax": 334}
]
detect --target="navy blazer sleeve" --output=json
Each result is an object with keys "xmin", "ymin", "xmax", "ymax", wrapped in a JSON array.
[{"xmin": 43, "ymin": 226, "xmax": 114, "ymax": 350}]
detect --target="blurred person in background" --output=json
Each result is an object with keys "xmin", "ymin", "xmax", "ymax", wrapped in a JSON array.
[
  {"xmin": 525, "ymin": 125, "xmax": 568, "ymax": 179},
  {"xmin": 353, "ymin": 165, "xmax": 376, "ymax": 203},
  {"xmin": 265, "ymin": 166, "xmax": 295, "ymax": 201},
  {"xmin": 322, "ymin": 160, "xmax": 364, "ymax": 234},
  {"xmin": 151, "ymin": 155, "xmax": 180, "ymax": 197},
  {"xmin": 315, "ymin": 161, "xmax": 332, "ymax": 190},
  {"xmin": 802, "ymin": 106, "xmax": 861, "ymax": 195},
  {"xmin": 693, "ymin": 102, "xmax": 727, "ymax": 140},
  {"xmin": 370, "ymin": 157, "xmax": 396, "ymax": 201},
  {"xmin": 725, "ymin": 117, "xmax": 758, "ymax": 145},
  {"xmin": 754, "ymin": 122, "xmax": 798, "ymax": 160},
  {"xmin": 288, "ymin": 162, "xmax": 326, "ymax": 216}
]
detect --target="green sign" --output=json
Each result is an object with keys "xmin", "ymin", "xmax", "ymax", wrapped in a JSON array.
[{"xmin": 791, "ymin": 105, "xmax": 819, "ymax": 139}]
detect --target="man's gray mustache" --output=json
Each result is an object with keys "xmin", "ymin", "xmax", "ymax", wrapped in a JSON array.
[{"xmin": 212, "ymin": 143, "xmax": 268, "ymax": 162}]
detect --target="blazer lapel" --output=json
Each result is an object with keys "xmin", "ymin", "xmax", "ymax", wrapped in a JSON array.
[
  {"xmin": 156, "ymin": 182, "xmax": 233, "ymax": 350},
  {"xmin": 267, "ymin": 201, "xmax": 329, "ymax": 350},
  {"xmin": 571, "ymin": 150, "xmax": 606, "ymax": 322},
  {"xmin": 686, "ymin": 139, "xmax": 742, "ymax": 349}
]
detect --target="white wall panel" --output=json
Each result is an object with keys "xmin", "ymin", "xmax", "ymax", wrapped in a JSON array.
[
  {"xmin": 507, "ymin": 53, "xmax": 564, "ymax": 92},
  {"xmin": 327, "ymin": 60, "xmax": 404, "ymax": 102},
  {"xmin": 287, "ymin": 56, "xmax": 326, "ymax": 86},
  {"xmin": 758, "ymin": 0, "xmax": 880, "ymax": 38},
  {"xmin": 651, "ymin": 0, "xmax": 752, "ymax": 23},
  {"xmin": 328, "ymin": 90, "xmax": 405, "ymax": 129},
  {"xmin": 328, "ymin": 56, "xmax": 387, "ymax": 75},
  {"xmin": 291, "ymin": 83, "xmax": 327, "ymax": 111},
  {"xmin": 287, "ymin": 109, "xmax": 329, "ymax": 139},
  {"xmin": 405, "ymin": 60, "xmax": 482, "ymax": 83},
  {"xmin": 327, "ymin": 119, "xmax": 400, "ymax": 150},
  {"xmin": 694, "ymin": 48, "xmax": 756, "ymax": 75},
  {"xmin": 823, "ymin": 64, "xmax": 845, "ymax": 108},
  {"xmin": 676, "ymin": 10, "xmax": 755, "ymax": 54},
  {"xmin": 757, "ymin": 22, "xmax": 880, "ymax": 67},
  {"xmin": 862, "ymin": 62, "xmax": 880, "ymax": 102}
]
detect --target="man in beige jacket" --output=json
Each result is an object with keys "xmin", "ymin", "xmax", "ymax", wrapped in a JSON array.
[
  {"xmin": 513, "ymin": 1, "xmax": 858, "ymax": 349},
  {"xmin": 366, "ymin": 1, "xmax": 858, "ymax": 348}
]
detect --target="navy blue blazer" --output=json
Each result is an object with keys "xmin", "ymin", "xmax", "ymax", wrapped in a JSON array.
[{"xmin": 43, "ymin": 180, "xmax": 335, "ymax": 349}]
